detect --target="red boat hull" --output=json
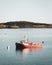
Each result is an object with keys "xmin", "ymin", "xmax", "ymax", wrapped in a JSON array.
[
  {"xmin": 15, "ymin": 43, "xmax": 42, "ymax": 49},
  {"xmin": 24, "ymin": 44, "xmax": 42, "ymax": 48}
]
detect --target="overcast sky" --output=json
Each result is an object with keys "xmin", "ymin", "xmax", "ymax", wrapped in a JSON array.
[{"xmin": 0, "ymin": 0, "xmax": 52, "ymax": 24}]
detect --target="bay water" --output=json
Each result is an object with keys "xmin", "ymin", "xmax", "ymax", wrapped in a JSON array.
[{"xmin": 0, "ymin": 28, "xmax": 52, "ymax": 65}]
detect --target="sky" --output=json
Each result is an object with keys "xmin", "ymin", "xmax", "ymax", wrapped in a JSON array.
[{"xmin": 0, "ymin": 0, "xmax": 52, "ymax": 24}]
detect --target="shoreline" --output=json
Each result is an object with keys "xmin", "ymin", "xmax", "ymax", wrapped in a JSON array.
[{"xmin": 0, "ymin": 21, "xmax": 52, "ymax": 28}]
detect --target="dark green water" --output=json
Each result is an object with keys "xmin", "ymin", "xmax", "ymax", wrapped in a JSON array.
[{"xmin": 0, "ymin": 28, "xmax": 52, "ymax": 65}]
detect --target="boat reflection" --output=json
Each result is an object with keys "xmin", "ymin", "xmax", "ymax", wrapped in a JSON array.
[{"xmin": 15, "ymin": 47, "xmax": 42, "ymax": 56}]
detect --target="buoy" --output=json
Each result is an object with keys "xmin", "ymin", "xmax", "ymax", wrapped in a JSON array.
[
  {"xmin": 42, "ymin": 41, "xmax": 44, "ymax": 44},
  {"xmin": 6, "ymin": 45, "xmax": 10, "ymax": 50}
]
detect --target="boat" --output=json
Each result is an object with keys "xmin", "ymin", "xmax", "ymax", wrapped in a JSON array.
[{"xmin": 15, "ymin": 35, "xmax": 43, "ymax": 49}]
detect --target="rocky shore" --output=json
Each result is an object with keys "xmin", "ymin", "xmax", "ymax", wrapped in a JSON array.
[{"xmin": 0, "ymin": 21, "xmax": 52, "ymax": 28}]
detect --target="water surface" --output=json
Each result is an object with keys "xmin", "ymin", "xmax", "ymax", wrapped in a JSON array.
[{"xmin": 0, "ymin": 28, "xmax": 52, "ymax": 65}]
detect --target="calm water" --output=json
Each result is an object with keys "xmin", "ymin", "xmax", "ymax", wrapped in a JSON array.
[{"xmin": 0, "ymin": 28, "xmax": 52, "ymax": 65}]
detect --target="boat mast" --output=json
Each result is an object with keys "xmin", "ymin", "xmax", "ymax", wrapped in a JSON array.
[{"xmin": 24, "ymin": 35, "xmax": 28, "ymax": 42}]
